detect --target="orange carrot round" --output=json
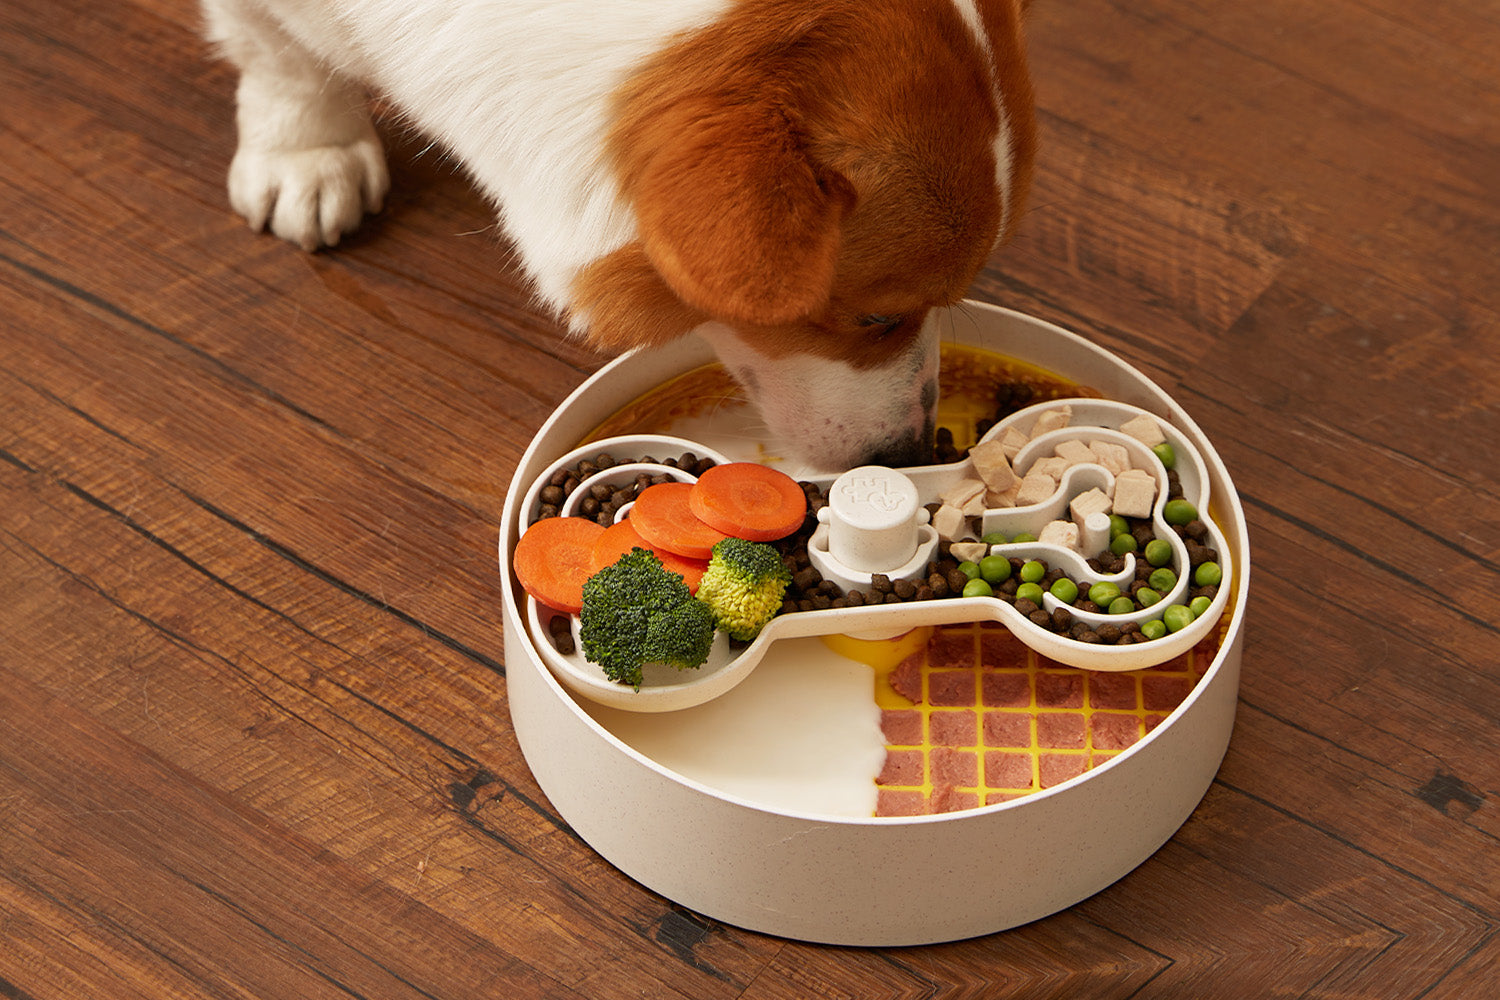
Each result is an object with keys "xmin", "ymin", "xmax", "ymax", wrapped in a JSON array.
[
  {"xmin": 689, "ymin": 462, "xmax": 808, "ymax": 541},
  {"xmin": 512, "ymin": 515, "xmax": 605, "ymax": 614},
  {"xmin": 629, "ymin": 481, "xmax": 729, "ymax": 560},
  {"xmin": 590, "ymin": 518, "xmax": 709, "ymax": 593}
]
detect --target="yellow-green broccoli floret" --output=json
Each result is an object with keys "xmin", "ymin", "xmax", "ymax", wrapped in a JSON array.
[
  {"xmin": 580, "ymin": 547, "xmax": 715, "ymax": 689},
  {"xmin": 694, "ymin": 537, "xmax": 792, "ymax": 641}
]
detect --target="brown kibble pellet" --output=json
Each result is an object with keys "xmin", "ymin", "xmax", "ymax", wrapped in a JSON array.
[
  {"xmin": 1029, "ymin": 609, "xmax": 1052, "ymax": 628},
  {"xmin": 893, "ymin": 579, "xmax": 917, "ymax": 600},
  {"xmin": 1014, "ymin": 598, "xmax": 1039, "ymax": 617},
  {"xmin": 552, "ymin": 633, "xmax": 575, "ymax": 655},
  {"xmin": 945, "ymin": 568, "xmax": 971, "ymax": 593},
  {"xmin": 1096, "ymin": 623, "xmax": 1123, "ymax": 644},
  {"xmin": 1052, "ymin": 608, "xmax": 1074, "ymax": 630},
  {"xmin": 915, "ymin": 585, "xmax": 934, "ymax": 601},
  {"xmin": 793, "ymin": 567, "xmax": 822, "ymax": 592}
]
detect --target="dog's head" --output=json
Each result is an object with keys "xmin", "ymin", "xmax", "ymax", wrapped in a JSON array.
[{"xmin": 573, "ymin": 0, "xmax": 1036, "ymax": 472}]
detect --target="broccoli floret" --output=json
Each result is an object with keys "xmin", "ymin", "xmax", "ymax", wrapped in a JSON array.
[
  {"xmin": 579, "ymin": 547, "xmax": 715, "ymax": 689},
  {"xmin": 694, "ymin": 537, "xmax": 792, "ymax": 641}
]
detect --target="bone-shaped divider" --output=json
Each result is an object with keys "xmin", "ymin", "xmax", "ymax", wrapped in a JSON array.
[
  {"xmin": 513, "ymin": 407, "xmax": 1234, "ymax": 713},
  {"xmin": 959, "ymin": 399, "xmax": 1232, "ymax": 641}
]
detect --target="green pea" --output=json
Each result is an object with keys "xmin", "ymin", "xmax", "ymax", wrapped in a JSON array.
[
  {"xmin": 1163, "ymin": 498, "xmax": 1198, "ymax": 526},
  {"xmin": 981, "ymin": 531, "xmax": 1009, "ymax": 546},
  {"xmin": 962, "ymin": 578, "xmax": 994, "ymax": 598},
  {"xmin": 1141, "ymin": 619, "xmax": 1167, "ymax": 640},
  {"xmin": 1148, "ymin": 567, "xmax": 1178, "ymax": 593},
  {"xmin": 1108, "ymin": 596, "xmax": 1136, "ymax": 615},
  {"xmin": 1110, "ymin": 532, "xmax": 1138, "ymax": 556},
  {"xmin": 1135, "ymin": 587, "xmax": 1163, "ymax": 608},
  {"xmin": 1020, "ymin": 559, "xmax": 1046, "ymax": 584},
  {"xmin": 1194, "ymin": 561, "xmax": 1223, "ymax": 587},
  {"xmin": 1088, "ymin": 581, "xmax": 1121, "ymax": 607},
  {"xmin": 1049, "ymin": 577, "xmax": 1079, "ymax": 604},
  {"xmin": 957, "ymin": 560, "xmax": 981, "ymax": 580},
  {"xmin": 1010, "ymin": 531, "xmax": 1037, "ymax": 543},
  {"xmin": 1190, "ymin": 595, "xmax": 1214, "ymax": 618},
  {"xmin": 1015, "ymin": 582, "xmax": 1045, "ymax": 605},
  {"xmin": 1152, "ymin": 442, "xmax": 1176, "ymax": 470},
  {"xmin": 980, "ymin": 555, "xmax": 1012, "ymax": 584},
  {"xmin": 1144, "ymin": 538, "xmax": 1173, "ymax": 567},
  {"xmin": 1162, "ymin": 604, "xmax": 1196, "ymax": 633},
  {"xmin": 1108, "ymin": 514, "xmax": 1130, "ymax": 538}
]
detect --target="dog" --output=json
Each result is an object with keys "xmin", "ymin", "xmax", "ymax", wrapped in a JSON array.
[{"xmin": 202, "ymin": 0, "xmax": 1037, "ymax": 472}]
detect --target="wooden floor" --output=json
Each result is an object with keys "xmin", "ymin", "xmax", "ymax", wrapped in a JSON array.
[{"xmin": 4, "ymin": 0, "xmax": 1497, "ymax": 995}]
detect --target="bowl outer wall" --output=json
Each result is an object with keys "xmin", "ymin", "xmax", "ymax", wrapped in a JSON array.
[{"xmin": 498, "ymin": 302, "xmax": 1249, "ymax": 945}]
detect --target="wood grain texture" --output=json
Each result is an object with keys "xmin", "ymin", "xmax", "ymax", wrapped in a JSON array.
[{"xmin": 3, "ymin": 0, "xmax": 1496, "ymax": 995}]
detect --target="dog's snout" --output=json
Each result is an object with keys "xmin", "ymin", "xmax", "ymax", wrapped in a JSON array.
[{"xmin": 861, "ymin": 414, "xmax": 935, "ymax": 469}]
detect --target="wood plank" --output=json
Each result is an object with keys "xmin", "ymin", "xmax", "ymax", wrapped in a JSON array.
[{"xmin": 3, "ymin": 0, "xmax": 1498, "ymax": 995}]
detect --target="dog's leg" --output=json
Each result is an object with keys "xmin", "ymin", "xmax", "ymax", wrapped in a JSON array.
[{"xmin": 202, "ymin": 0, "xmax": 388, "ymax": 250}]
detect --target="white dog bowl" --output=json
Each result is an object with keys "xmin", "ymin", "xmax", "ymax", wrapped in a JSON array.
[{"xmin": 498, "ymin": 302, "xmax": 1249, "ymax": 945}]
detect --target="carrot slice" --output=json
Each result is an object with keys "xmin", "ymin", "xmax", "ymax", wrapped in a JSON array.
[
  {"xmin": 512, "ymin": 515, "xmax": 606, "ymax": 614},
  {"xmin": 590, "ymin": 518, "xmax": 709, "ymax": 593},
  {"xmin": 629, "ymin": 481, "xmax": 729, "ymax": 560},
  {"xmin": 688, "ymin": 462, "xmax": 808, "ymax": 541}
]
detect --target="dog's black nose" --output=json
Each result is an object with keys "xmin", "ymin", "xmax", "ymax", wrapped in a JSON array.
[{"xmin": 862, "ymin": 429, "xmax": 931, "ymax": 469}]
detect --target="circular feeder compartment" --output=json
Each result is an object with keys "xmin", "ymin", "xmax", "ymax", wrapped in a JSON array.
[{"xmin": 498, "ymin": 302, "xmax": 1249, "ymax": 945}]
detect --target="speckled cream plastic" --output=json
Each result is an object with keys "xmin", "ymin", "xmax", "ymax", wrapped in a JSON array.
[{"xmin": 498, "ymin": 302, "xmax": 1249, "ymax": 945}]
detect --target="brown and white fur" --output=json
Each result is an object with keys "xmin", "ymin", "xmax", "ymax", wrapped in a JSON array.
[{"xmin": 203, "ymin": 0, "xmax": 1036, "ymax": 471}]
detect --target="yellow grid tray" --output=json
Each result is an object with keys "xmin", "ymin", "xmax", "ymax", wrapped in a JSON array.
[{"xmin": 868, "ymin": 622, "xmax": 1220, "ymax": 815}]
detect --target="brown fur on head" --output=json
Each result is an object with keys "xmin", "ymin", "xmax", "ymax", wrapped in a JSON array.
[{"xmin": 573, "ymin": 0, "xmax": 1036, "ymax": 358}]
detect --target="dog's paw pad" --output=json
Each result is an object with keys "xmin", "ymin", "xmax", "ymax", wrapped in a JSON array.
[{"xmin": 228, "ymin": 133, "xmax": 389, "ymax": 250}]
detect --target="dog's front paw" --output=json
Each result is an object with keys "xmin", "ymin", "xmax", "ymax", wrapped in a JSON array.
[{"xmin": 228, "ymin": 130, "xmax": 389, "ymax": 251}]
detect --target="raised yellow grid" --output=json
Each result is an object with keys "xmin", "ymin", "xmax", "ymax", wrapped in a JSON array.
[{"xmin": 871, "ymin": 622, "xmax": 1219, "ymax": 816}]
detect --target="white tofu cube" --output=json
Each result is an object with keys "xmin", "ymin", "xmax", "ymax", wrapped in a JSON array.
[
  {"xmin": 1069, "ymin": 487, "xmax": 1113, "ymax": 523},
  {"xmin": 1038, "ymin": 519, "xmax": 1081, "ymax": 552},
  {"xmin": 932, "ymin": 503, "xmax": 969, "ymax": 541},
  {"xmin": 969, "ymin": 439, "xmax": 1018, "ymax": 492},
  {"xmin": 940, "ymin": 478, "xmax": 986, "ymax": 512},
  {"xmin": 1014, "ymin": 471, "xmax": 1057, "ymax": 507},
  {"xmin": 1031, "ymin": 456, "xmax": 1071, "ymax": 480},
  {"xmin": 1111, "ymin": 469, "xmax": 1157, "ymax": 519},
  {"xmin": 949, "ymin": 541, "xmax": 989, "ymax": 564},
  {"xmin": 999, "ymin": 426, "xmax": 1029, "ymax": 460},
  {"xmin": 1030, "ymin": 406, "xmax": 1073, "ymax": 439},
  {"xmin": 985, "ymin": 486, "xmax": 1018, "ymax": 509},
  {"xmin": 1089, "ymin": 440, "xmax": 1132, "ymax": 475},
  {"xmin": 1119, "ymin": 413, "xmax": 1167, "ymax": 448},
  {"xmin": 1053, "ymin": 439, "xmax": 1096, "ymax": 466}
]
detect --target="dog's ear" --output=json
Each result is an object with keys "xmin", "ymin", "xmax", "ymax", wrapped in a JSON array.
[{"xmin": 626, "ymin": 99, "xmax": 856, "ymax": 325}]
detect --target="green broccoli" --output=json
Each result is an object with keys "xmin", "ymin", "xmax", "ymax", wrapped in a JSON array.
[
  {"xmin": 579, "ymin": 547, "xmax": 715, "ymax": 689},
  {"xmin": 694, "ymin": 536, "xmax": 792, "ymax": 641}
]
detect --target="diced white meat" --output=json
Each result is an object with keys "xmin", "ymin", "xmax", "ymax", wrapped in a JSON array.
[
  {"xmin": 969, "ymin": 439, "xmax": 1017, "ymax": 492},
  {"xmin": 1089, "ymin": 440, "xmax": 1131, "ymax": 475},
  {"xmin": 1119, "ymin": 413, "xmax": 1167, "ymax": 448},
  {"xmin": 1038, "ymin": 519, "xmax": 1081, "ymax": 552},
  {"xmin": 1029, "ymin": 406, "xmax": 1073, "ymax": 439},
  {"xmin": 1069, "ymin": 487, "xmax": 1112, "ymax": 523},
  {"xmin": 932, "ymin": 503, "xmax": 969, "ymax": 541},
  {"xmin": 1053, "ymin": 438, "xmax": 1096, "ymax": 467},
  {"xmin": 1111, "ymin": 468, "xmax": 1157, "ymax": 519},
  {"xmin": 1014, "ymin": 471, "xmax": 1057, "ymax": 507}
]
